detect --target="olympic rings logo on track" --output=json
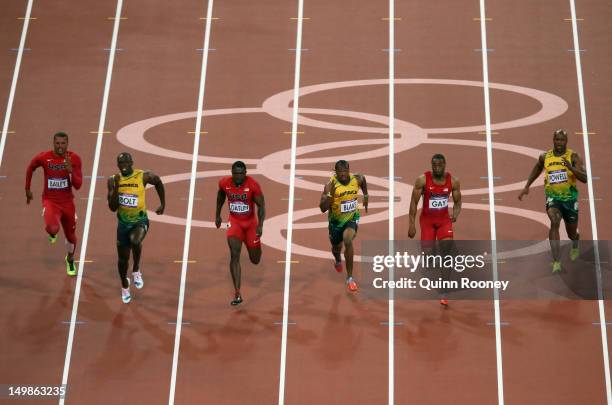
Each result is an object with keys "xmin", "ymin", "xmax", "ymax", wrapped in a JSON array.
[{"xmin": 116, "ymin": 78, "xmax": 569, "ymax": 261}]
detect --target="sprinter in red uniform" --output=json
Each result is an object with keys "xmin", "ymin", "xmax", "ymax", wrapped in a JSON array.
[
  {"xmin": 215, "ymin": 161, "xmax": 265, "ymax": 306},
  {"xmin": 25, "ymin": 132, "xmax": 83, "ymax": 276},
  {"xmin": 408, "ymin": 154, "xmax": 461, "ymax": 306}
]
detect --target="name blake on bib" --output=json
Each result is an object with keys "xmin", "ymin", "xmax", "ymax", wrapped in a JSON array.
[{"xmin": 340, "ymin": 199, "xmax": 357, "ymax": 213}]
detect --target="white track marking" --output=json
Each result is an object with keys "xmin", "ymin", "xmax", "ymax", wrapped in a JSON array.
[
  {"xmin": 568, "ymin": 1, "xmax": 611, "ymax": 402},
  {"xmin": 478, "ymin": 1, "xmax": 505, "ymax": 405},
  {"xmin": 0, "ymin": 0, "xmax": 34, "ymax": 169},
  {"xmin": 277, "ymin": 0, "xmax": 304, "ymax": 404},
  {"xmin": 387, "ymin": 0, "xmax": 395, "ymax": 404},
  {"xmin": 168, "ymin": 0, "xmax": 215, "ymax": 404},
  {"xmin": 59, "ymin": 1, "xmax": 124, "ymax": 404}
]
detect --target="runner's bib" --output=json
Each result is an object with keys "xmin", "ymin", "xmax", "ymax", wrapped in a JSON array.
[
  {"xmin": 429, "ymin": 195, "xmax": 448, "ymax": 209},
  {"xmin": 229, "ymin": 201, "xmax": 250, "ymax": 214},
  {"xmin": 548, "ymin": 169, "xmax": 568, "ymax": 185},
  {"xmin": 48, "ymin": 178, "xmax": 69, "ymax": 189},
  {"xmin": 340, "ymin": 199, "xmax": 357, "ymax": 213},
  {"xmin": 118, "ymin": 193, "xmax": 139, "ymax": 208}
]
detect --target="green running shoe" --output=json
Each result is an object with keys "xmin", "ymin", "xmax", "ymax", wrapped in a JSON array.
[
  {"xmin": 48, "ymin": 234, "xmax": 58, "ymax": 244},
  {"xmin": 570, "ymin": 246, "xmax": 579, "ymax": 261},
  {"xmin": 552, "ymin": 261, "xmax": 562, "ymax": 273},
  {"xmin": 66, "ymin": 255, "xmax": 76, "ymax": 276}
]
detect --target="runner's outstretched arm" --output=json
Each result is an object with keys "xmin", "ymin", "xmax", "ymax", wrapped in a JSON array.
[
  {"xmin": 254, "ymin": 194, "xmax": 265, "ymax": 236},
  {"xmin": 518, "ymin": 153, "xmax": 545, "ymax": 200},
  {"xmin": 215, "ymin": 189, "xmax": 226, "ymax": 228},
  {"xmin": 451, "ymin": 177, "xmax": 462, "ymax": 222},
  {"xmin": 355, "ymin": 173, "xmax": 368, "ymax": 213},
  {"xmin": 408, "ymin": 175, "xmax": 425, "ymax": 239},
  {"xmin": 144, "ymin": 171, "xmax": 165, "ymax": 215}
]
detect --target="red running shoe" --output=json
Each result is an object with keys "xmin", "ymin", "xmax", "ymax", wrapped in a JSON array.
[
  {"xmin": 334, "ymin": 261, "xmax": 343, "ymax": 273},
  {"xmin": 347, "ymin": 277, "xmax": 358, "ymax": 292},
  {"xmin": 440, "ymin": 298, "xmax": 449, "ymax": 307}
]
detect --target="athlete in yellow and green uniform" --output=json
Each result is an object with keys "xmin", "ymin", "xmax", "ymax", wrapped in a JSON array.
[
  {"xmin": 519, "ymin": 130, "xmax": 587, "ymax": 272},
  {"xmin": 108, "ymin": 153, "xmax": 165, "ymax": 303},
  {"xmin": 319, "ymin": 160, "xmax": 368, "ymax": 292}
]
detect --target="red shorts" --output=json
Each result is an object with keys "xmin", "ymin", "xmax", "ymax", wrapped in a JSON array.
[
  {"xmin": 226, "ymin": 216, "xmax": 261, "ymax": 249},
  {"xmin": 419, "ymin": 214, "xmax": 453, "ymax": 241},
  {"xmin": 42, "ymin": 199, "xmax": 77, "ymax": 244}
]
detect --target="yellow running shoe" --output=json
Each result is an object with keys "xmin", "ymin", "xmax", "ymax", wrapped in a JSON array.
[
  {"xmin": 66, "ymin": 255, "xmax": 76, "ymax": 276},
  {"xmin": 552, "ymin": 261, "xmax": 562, "ymax": 273},
  {"xmin": 570, "ymin": 246, "xmax": 579, "ymax": 261},
  {"xmin": 48, "ymin": 234, "xmax": 58, "ymax": 244}
]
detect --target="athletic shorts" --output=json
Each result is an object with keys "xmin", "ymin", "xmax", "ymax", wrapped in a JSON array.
[
  {"xmin": 328, "ymin": 219, "xmax": 359, "ymax": 246},
  {"xmin": 117, "ymin": 217, "xmax": 149, "ymax": 247},
  {"xmin": 419, "ymin": 215, "xmax": 453, "ymax": 241},
  {"xmin": 42, "ymin": 199, "xmax": 77, "ymax": 240},
  {"xmin": 546, "ymin": 197, "xmax": 578, "ymax": 224},
  {"xmin": 227, "ymin": 216, "xmax": 261, "ymax": 249}
]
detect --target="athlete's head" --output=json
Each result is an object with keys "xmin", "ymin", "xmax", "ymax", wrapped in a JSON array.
[
  {"xmin": 431, "ymin": 154, "xmax": 446, "ymax": 178},
  {"xmin": 53, "ymin": 132, "xmax": 69, "ymax": 156},
  {"xmin": 231, "ymin": 160, "xmax": 247, "ymax": 186},
  {"xmin": 553, "ymin": 129, "xmax": 568, "ymax": 154},
  {"xmin": 334, "ymin": 160, "xmax": 350, "ymax": 185},
  {"xmin": 117, "ymin": 152, "xmax": 134, "ymax": 176}
]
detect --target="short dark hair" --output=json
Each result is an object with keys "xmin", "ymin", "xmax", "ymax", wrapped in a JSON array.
[
  {"xmin": 117, "ymin": 152, "xmax": 133, "ymax": 162},
  {"xmin": 54, "ymin": 132, "xmax": 68, "ymax": 140},
  {"xmin": 553, "ymin": 129, "xmax": 568, "ymax": 138},
  {"xmin": 232, "ymin": 160, "xmax": 247, "ymax": 171},
  {"xmin": 431, "ymin": 153, "xmax": 445, "ymax": 163},
  {"xmin": 335, "ymin": 160, "xmax": 349, "ymax": 170}
]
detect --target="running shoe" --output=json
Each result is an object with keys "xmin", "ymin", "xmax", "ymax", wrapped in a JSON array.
[
  {"xmin": 347, "ymin": 277, "xmax": 358, "ymax": 292},
  {"xmin": 231, "ymin": 294, "xmax": 243, "ymax": 306},
  {"xmin": 334, "ymin": 260, "xmax": 343, "ymax": 273},
  {"xmin": 570, "ymin": 246, "xmax": 579, "ymax": 261},
  {"xmin": 440, "ymin": 299, "xmax": 449, "ymax": 307},
  {"xmin": 65, "ymin": 255, "xmax": 76, "ymax": 276},
  {"xmin": 133, "ymin": 271, "xmax": 144, "ymax": 289},
  {"xmin": 122, "ymin": 278, "xmax": 131, "ymax": 304},
  {"xmin": 48, "ymin": 234, "xmax": 58, "ymax": 244},
  {"xmin": 552, "ymin": 261, "xmax": 562, "ymax": 273}
]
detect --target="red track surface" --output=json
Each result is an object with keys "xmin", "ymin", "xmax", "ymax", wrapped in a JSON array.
[{"xmin": 0, "ymin": 0, "xmax": 610, "ymax": 404}]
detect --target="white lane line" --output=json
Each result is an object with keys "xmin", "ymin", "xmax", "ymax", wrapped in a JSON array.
[
  {"xmin": 0, "ymin": 0, "xmax": 34, "ymax": 169},
  {"xmin": 277, "ymin": 0, "xmax": 304, "ymax": 404},
  {"xmin": 478, "ymin": 1, "xmax": 505, "ymax": 405},
  {"xmin": 568, "ymin": 1, "xmax": 611, "ymax": 402},
  {"xmin": 387, "ymin": 0, "xmax": 395, "ymax": 403},
  {"xmin": 167, "ymin": 0, "xmax": 215, "ymax": 403},
  {"xmin": 59, "ymin": 1, "xmax": 124, "ymax": 404}
]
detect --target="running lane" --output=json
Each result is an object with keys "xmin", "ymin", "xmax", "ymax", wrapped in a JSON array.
[
  {"xmin": 576, "ymin": 0, "xmax": 612, "ymax": 380},
  {"xmin": 0, "ymin": 0, "xmax": 118, "ymax": 394},
  {"xmin": 282, "ymin": 0, "xmax": 390, "ymax": 404},
  {"xmin": 0, "ymin": 0, "xmax": 26, "ymax": 121},
  {"xmin": 64, "ymin": 1, "xmax": 207, "ymax": 404},
  {"xmin": 486, "ymin": 1, "xmax": 606, "ymax": 404},
  {"xmin": 173, "ymin": 0, "xmax": 297, "ymax": 403},
  {"xmin": 393, "ymin": 2, "xmax": 498, "ymax": 404}
]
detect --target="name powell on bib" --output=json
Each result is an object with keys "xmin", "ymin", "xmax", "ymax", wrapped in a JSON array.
[{"xmin": 548, "ymin": 169, "xmax": 568, "ymax": 184}]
